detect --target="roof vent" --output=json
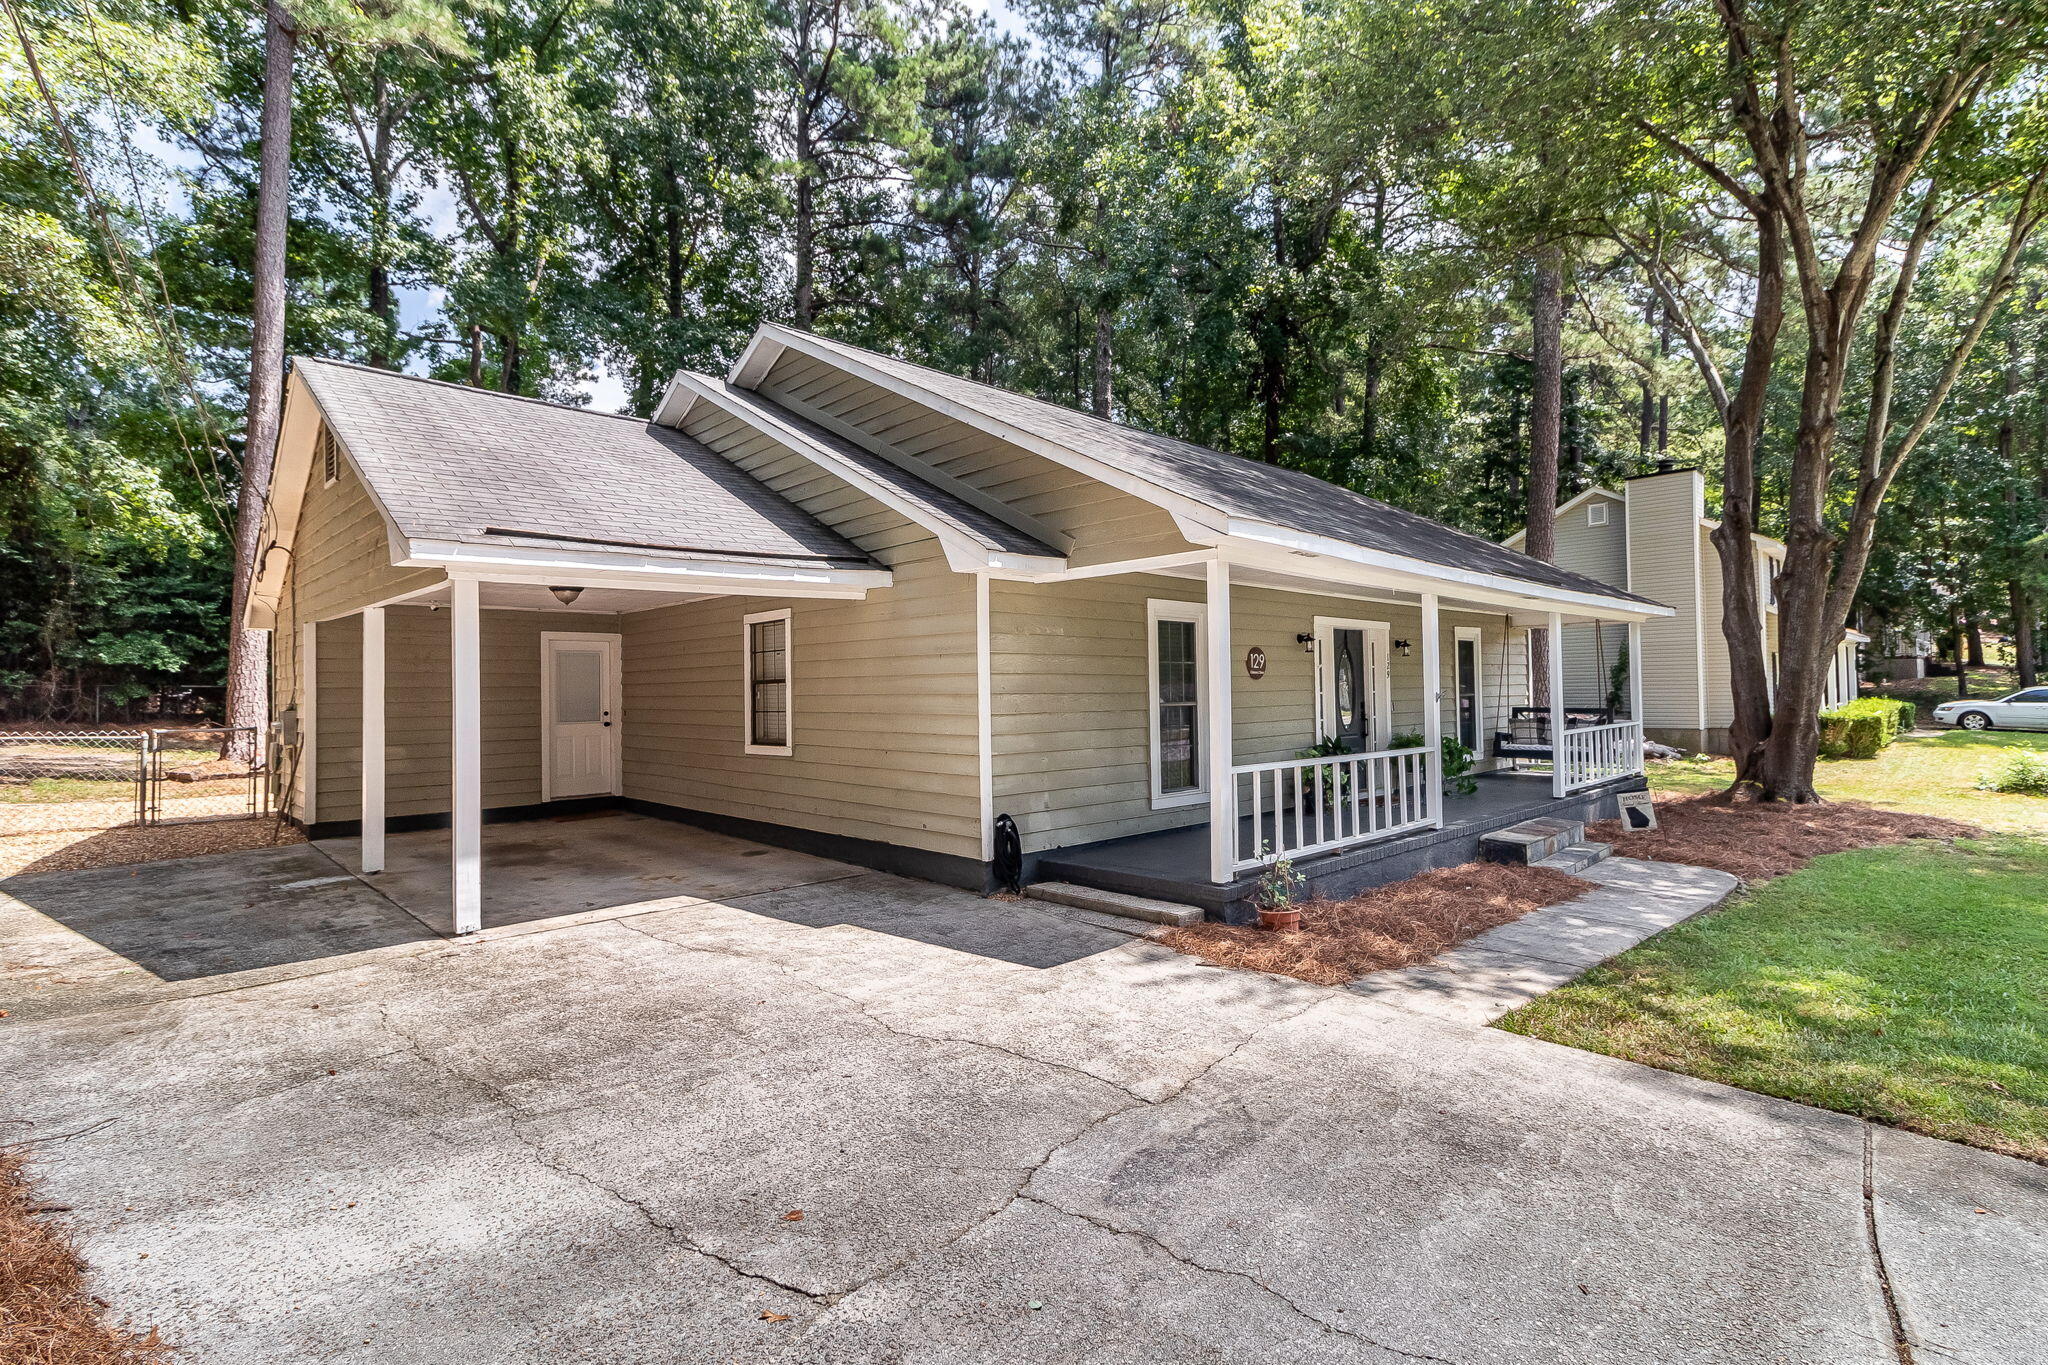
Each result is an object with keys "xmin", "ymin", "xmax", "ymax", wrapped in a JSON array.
[{"xmin": 1655, "ymin": 457, "xmax": 1676, "ymax": 474}]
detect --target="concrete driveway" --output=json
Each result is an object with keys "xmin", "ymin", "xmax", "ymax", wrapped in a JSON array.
[{"xmin": 2, "ymin": 840, "xmax": 2042, "ymax": 1364}]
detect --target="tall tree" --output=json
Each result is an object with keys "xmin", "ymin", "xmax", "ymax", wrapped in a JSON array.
[{"xmin": 1611, "ymin": 0, "xmax": 2048, "ymax": 799}]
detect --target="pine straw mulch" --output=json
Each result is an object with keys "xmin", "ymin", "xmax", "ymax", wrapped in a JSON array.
[
  {"xmin": 1590, "ymin": 792, "xmax": 1983, "ymax": 884},
  {"xmin": 1157, "ymin": 862, "xmax": 1594, "ymax": 987},
  {"xmin": 0, "ymin": 820, "xmax": 304, "ymax": 880},
  {"xmin": 0, "ymin": 1151, "xmax": 173, "ymax": 1365}
]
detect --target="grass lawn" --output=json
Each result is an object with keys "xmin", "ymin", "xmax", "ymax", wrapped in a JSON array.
[
  {"xmin": 1499, "ymin": 837, "xmax": 2048, "ymax": 1161},
  {"xmin": 1648, "ymin": 729, "xmax": 2048, "ymax": 835}
]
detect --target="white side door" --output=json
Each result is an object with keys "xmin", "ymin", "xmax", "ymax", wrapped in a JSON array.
[{"xmin": 542, "ymin": 632, "xmax": 621, "ymax": 800}]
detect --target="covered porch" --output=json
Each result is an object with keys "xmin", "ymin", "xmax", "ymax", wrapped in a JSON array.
[{"xmin": 1006, "ymin": 542, "xmax": 1665, "ymax": 921}]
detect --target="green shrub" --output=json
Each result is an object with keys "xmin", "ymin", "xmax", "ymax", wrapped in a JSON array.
[
  {"xmin": 1819, "ymin": 697, "xmax": 1912, "ymax": 759},
  {"xmin": 1978, "ymin": 751, "xmax": 2048, "ymax": 796}
]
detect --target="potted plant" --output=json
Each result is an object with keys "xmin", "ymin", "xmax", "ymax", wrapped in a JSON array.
[
  {"xmin": 1254, "ymin": 849, "xmax": 1305, "ymax": 932},
  {"xmin": 1440, "ymin": 736, "xmax": 1478, "ymax": 797}
]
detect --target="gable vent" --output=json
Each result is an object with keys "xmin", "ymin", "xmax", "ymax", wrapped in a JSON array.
[
  {"xmin": 1587, "ymin": 502, "xmax": 1609, "ymax": 527},
  {"xmin": 319, "ymin": 429, "xmax": 341, "ymax": 487}
]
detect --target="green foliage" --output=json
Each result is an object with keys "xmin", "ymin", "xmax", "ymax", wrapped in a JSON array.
[
  {"xmin": 1977, "ymin": 751, "xmax": 2048, "ymax": 796},
  {"xmin": 1253, "ymin": 849, "xmax": 1306, "ymax": 910},
  {"xmin": 1606, "ymin": 643, "xmax": 1630, "ymax": 717},
  {"xmin": 1440, "ymin": 736, "xmax": 1477, "ymax": 796},
  {"xmin": 1818, "ymin": 698, "xmax": 1915, "ymax": 760}
]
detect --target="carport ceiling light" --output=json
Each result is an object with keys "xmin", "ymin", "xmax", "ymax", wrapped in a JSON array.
[{"xmin": 549, "ymin": 586, "xmax": 584, "ymax": 605}]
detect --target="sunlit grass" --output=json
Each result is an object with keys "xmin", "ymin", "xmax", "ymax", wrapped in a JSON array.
[
  {"xmin": 1648, "ymin": 730, "xmax": 2048, "ymax": 835},
  {"xmin": 1500, "ymin": 838, "xmax": 2048, "ymax": 1160}
]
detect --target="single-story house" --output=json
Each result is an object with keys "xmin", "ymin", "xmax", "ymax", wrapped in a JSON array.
[
  {"xmin": 1508, "ymin": 463, "xmax": 1865, "ymax": 754},
  {"xmin": 247, "ymin": 325, "xmax": 1671, "ymax": 930}
]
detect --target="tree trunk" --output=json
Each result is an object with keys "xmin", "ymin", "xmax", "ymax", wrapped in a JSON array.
[
  {"xmin": 223, "ymin": 0, "xmax": 295, "ymax": 762},
  {"xmin": 1526, "ymin": 252, "xmax": 1563, "ymax": 706},
  {"xmin": 2011, "ymin": 582, "xmax": 2036, "ymax": 688},
  {"xmin": 1966, "ymin": 619, "xmax": 1985, "ymax": 667},
  {"xmin": 793, "ymin": 166, "xmax": 814, "ymax": 329},
  {"xmin": 467, "ymin": 324, "xmax": 483, "ymax": 386},
  {"xmin": 1955, "ymin": 618, "xmax": 1971, "ymax": 698},
  {"xmin": 1091, "ymin": 309, "xmax": 1112, "ymax": 418},
  {"xmin": 499, "ymin": 330, "xmax": 521, "ymax": 393}
]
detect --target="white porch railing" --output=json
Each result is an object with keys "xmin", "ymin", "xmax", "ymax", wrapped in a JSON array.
[
  {"xmin": 1557, "ymin": 720, "xmax": 1644, "ymax": 792},
  {"xmin": 1230, "ymin": 744, "xmax": 1437, "ymax": 873}
]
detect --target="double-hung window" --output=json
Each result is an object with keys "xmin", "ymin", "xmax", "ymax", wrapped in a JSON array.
[
  {"xmin": 743, "ymin": 609, "xmax": 793, "ymax": 756},
  {"xmin": 1147, "ymin": 601, "xmax": 1206, "ymax": 807}
]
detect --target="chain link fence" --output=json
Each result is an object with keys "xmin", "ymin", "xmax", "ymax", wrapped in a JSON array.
[
  {"xmin": 0, "ymin": 727, "xmax": 271, "ymax": 834},
  {"xmin": 0, "ymin": 731, "xmax": 145, "ymax": 832}
]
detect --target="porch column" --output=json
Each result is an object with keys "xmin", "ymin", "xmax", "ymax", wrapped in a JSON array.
[
  {"xmin": 1627, "ymin": 619, "xmax": 1645, "ymax": 762},
  {"xmin": 1419, "ymin": 592, "xmax": 1444, "ymax": 829},
  {"xmin": 361, "ymin": 606, "xmax": 385, "ymax": 874},
  {"xmin": 1204, "ymin": 556, "xmax": 1235, "ymax": 884},
  {"xmin": 1548, "ymin": 610, "xmax": 1567, "ymax": 797},
  {"xmin": 451, "ymin": 577, "xmax": 483, "ymax": 934}
]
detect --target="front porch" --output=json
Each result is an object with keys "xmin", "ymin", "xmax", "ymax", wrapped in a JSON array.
[{"xmin": 1035, "ymin": 769, "xmax": 1647, "ymax": 920}]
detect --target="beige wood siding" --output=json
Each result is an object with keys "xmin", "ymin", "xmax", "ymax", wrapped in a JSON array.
[
  {"xmin": 272, "ymin": 430, "xmax": 442, "ymax": 821},
  {"xmin": 1545, "ymin": 492, "xmax": 1628, "ymax": 709},
  {"xmin": 310, "ymin": 607, "xmax": 609, "ymax": 822},
  {"xmin": 618, "ymin": 536, "xmax": 980, "ymax": 861},
  {"xmin": 1623, "ymin": 471, "xmax": 1706, "ymax": 731},
  {"xmin": 755, "ymin": 351, "xmax": 1197, "ymax": 566},
  {"xmin": 992, "ymin": 574, "xmax": 1524, "ymax": 853}
]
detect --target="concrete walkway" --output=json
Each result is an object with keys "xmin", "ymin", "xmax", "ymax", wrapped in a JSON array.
[
  {"xmin": 1349, "ymin": 857, "xmax": 1739, "ymax": 1024},
  {"xmin": 2, "ymin": 844, "xmax": 2042, "ymax": 1364}
]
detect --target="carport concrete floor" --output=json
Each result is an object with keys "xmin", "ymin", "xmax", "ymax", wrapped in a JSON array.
[{"xmin": 2, "ymin": 836, "xmax": 2043, "ymax": 1364}]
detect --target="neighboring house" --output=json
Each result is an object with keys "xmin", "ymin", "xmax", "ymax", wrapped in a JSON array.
[
  {"xmin": 1874, "ymin": 628, "xmax": 1939, "ymax": 681},
  {"xmin": 247, "ymin": 326, "xmax": 1669, "ymax": 930},
  {"xmin": 1507, "ymin": 463, "xmax": 1865, "ymax": 754}
]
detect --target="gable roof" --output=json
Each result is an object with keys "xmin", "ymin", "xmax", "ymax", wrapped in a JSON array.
[
  {"xmin": 293, "ymin": 358, "xmax": 876, "ymax": 570},
  {"xmin": 735, "ymin": 326, "xmax": 1661, "ymax": 609},
  {"xmin": 658, "ymin": 373, "xmax": 1062, "ymax": 567}
]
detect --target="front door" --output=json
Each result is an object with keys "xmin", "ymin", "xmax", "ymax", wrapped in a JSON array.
[
  {"xmin": 1318, "ymin": 620, "xmax": 1389, "ymax": 751},
  {"xmin": 543, "ymin": 632, "xmax": 620, "ymax": 800},
  {"xmin": 1455, "ymin": 635, "xmax": 1480, "ymax": 751}
]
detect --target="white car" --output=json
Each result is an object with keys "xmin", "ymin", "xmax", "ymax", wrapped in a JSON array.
[{"xmin": 1932, "ymin": 689, "xmax": 2048, "ymax": 731}]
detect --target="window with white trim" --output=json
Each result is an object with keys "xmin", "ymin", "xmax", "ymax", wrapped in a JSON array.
[
  {"xmin": 1587, "ymin": 502, "xmax": 1608, "ymax": 527},
  {"xmin": 743, "ymin": 610, "xmax": 792, "ymax": 755},
  {"xmin": 1147, "ymin": 601, "xmax": 1206, "ymax": 806}
]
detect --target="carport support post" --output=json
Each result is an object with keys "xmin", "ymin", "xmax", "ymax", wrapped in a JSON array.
[
  {"xmin": 361, "ymin": 605, "xmax": 384, "ymax": 874},
  {"xmin": 1548, "ymin": 611, "xmax": 1567, "ymax": 797},
  {"xmin": 451, "ymin": 577, "xmax": 482, "ymax": 934},
  {"xmin": 1204, "ymin": 556, "xmax": 1234, "ymax": 885},
  {"xmin": 1420, "ymin": 592, "xmax": 1443, "ymax": 829}
]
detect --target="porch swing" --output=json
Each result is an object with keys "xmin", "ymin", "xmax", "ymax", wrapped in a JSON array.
[{"xmin": 1489, "ymin": 620, "xmax": 1613, "ymax": 766}]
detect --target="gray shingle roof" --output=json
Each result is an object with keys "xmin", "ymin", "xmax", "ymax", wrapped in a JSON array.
[
  {"xmin": 783, "ymin": 331, "xmax": 1661, "ymax": 606},
  {"xmin": 703, "ymin": 382, "xmax": 1060, "ymax": 558},
  {"xmin": 294, "ymin": 358, "xmax": 877, "ymax": 569}
]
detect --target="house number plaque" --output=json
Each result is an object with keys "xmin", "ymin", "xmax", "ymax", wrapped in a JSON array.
[{"xmin": 1244, "ymin": 646, "xmax": 1267, "ymax": 680}]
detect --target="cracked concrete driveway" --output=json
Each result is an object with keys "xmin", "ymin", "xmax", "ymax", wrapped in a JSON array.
[{"xmin": 3, "ymin": 841, "xmax": 2043, "ymax": 1364}]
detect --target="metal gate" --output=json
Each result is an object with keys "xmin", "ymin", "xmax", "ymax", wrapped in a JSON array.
[{"xmin": 140, "ymin": 726, "xmax": 271, "ymax": 825}]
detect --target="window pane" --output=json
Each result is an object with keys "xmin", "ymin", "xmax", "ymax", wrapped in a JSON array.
[
  {"xmin": 1155, "ymin": 617, "xmax": 1199, "ymax": 792},
  {"xmin": 553, "ymin": 649, "xmax": 603, "ymax": 724},
  {"xmin": 749, "ymin": 618, "xmax": 789, "ymax": 746}
]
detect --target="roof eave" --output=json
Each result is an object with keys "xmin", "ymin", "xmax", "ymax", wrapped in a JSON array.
[
  {"xmin": 1219, "ymin": 518, "xmax": 1672, "ymax": 619},
  {"xmin": 401, "ymin": 538, "xmax": 893, "ymax": 598}
]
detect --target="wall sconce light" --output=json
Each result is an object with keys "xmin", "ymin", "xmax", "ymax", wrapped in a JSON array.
[
  {"xmin": 1295, "ymin": 632, "xmax": 1315, "ymax": 653},
  {"xmin": 1393, "ymin": 639, "xmax": 1413, "ymax": 657},
  {"xmin": 549, "ymin": 586, "xmax": 585, "ymax": 606}
]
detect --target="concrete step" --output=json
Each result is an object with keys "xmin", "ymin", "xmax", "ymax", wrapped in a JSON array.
[
  {"xmin": 1023, "ymin": 881, "xmax": 1204, "ymax": 927},
  {"xmin": 1479, "ymin": 817, "xmax": 1586, "ymax": 866},
  {"xmin": 1534, "ymin": 841, "xmax": 1612, "ymax": 875}
]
